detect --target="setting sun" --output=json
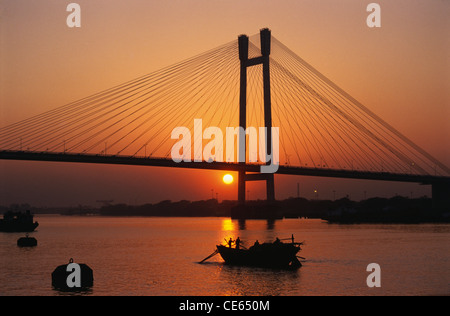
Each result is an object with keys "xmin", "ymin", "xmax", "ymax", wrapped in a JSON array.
[{"xmin": 223, "ymin": 174, "xmax": 234, "ymax": 185}]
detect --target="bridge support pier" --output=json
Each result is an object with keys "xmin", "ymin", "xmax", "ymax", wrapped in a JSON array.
[
  {"xmin": 237, "ymin": 28, "xmax": 275, "ymax": 207},
  {"xmin": 432, "ymin": 182, "xmax": 450, "ymax": 211}
]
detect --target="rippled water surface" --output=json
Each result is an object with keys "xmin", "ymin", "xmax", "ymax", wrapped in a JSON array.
[{"xmin": 1, "ymin": 216, "xmax": 449, "ymax": 295}]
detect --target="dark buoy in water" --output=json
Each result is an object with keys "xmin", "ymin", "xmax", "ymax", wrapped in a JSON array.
[
  {"xmin": 52, "ymin": 258, "xmax": 94, "ymax": 291},
  {"xmin": 17, "ymin": 234, "xmax": 37, "ymax": 247}
]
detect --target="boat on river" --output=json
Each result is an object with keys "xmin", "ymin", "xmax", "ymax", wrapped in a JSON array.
[
  {"xmin": 201, "ymin": 235, "xmax": 304, "ymax": 270},
  {"xmin": 0, "ymin": 210, "xmax": 39, "ymax": 232}
]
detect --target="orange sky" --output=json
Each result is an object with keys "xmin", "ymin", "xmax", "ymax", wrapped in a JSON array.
[{"xmin": 0, "ymin": 0, "xmax": 449, "ymax": 206}]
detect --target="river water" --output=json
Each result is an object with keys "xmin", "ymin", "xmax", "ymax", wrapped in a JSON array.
[{"xmin": 0, "ymin": 216, "xmax": 449, "ymax": 296}]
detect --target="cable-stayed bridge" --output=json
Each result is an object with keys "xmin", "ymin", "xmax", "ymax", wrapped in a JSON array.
[{"xmin": 1, "ymin": 29, "xmax": 449, "ymax": 210}]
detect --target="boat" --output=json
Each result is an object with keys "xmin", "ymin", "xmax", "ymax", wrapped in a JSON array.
[
  {"xmin": 201, "ymin": 235, "xmax": 304, "ymax": 270},
  {"xmin": 0, "ymin": 210, "xmax": 39, "ymax": 232}
]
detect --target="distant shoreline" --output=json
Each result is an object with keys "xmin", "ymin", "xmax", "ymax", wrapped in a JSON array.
[{"xmin": 4, "ymin": 196, "xmax": 449, "ymax": 224}]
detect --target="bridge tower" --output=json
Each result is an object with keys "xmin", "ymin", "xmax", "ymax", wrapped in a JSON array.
[{"xmin": 237, "ymin": 28, "xmax": 275, "ymax": 205}]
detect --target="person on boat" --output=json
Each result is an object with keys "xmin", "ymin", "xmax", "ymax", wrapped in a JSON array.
[
  {"xmin": 274, "ymin": 237, "xmax": 281, "ymax": 245},
  {"xmin": 228, "ymin": 237, "xmax": 233, "ymax": 248},
  {"xmin": 249, "ymin": 240, "xmax": 260, "ymax": 251},
  {"xmin": 236, "ymin": 237, "xmax": 241, "ymax": 249}
]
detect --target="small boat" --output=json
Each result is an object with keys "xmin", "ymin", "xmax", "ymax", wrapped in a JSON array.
[
  {"xmin": 17, "ymin": 234, "xmax": 37, "ymax": 247},
  {"xmin": 201, "ymin": 235, "xmax": 304, "ymax": 270},
  {"xmin": 0, "ymin": 210, "xmax": 39, "ymax": 232}
]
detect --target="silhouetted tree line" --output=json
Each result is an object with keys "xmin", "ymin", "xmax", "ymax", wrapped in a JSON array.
[
  {"xmin": 100, "ymin": 199, "xmax": 232, "ymax": 217},
  {"xmin": 3, "ymin": 196, "xmax": 448, "ymax": 223},
  {"xmin": 323, "ymin": 196, "xmax": 449, "ymax": 223},
  {"xmin": 98, "ymin": 195, "xmax": 449, "ymax": 223}
]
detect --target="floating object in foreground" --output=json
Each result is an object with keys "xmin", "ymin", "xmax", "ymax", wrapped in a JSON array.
[
  {"xmin": 201, "ymin": 235, "xmax": 304, "ymax": 270},
  {"xmin": 52, "ymin": 258, "xmax": 94, "ymax": 291},
  {"xmin": 17, "ymin": 234, "xmax": 37, "ymax": 247}
]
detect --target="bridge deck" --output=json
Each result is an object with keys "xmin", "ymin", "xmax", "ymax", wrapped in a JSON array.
[{"xmin": 1, "ymin": 150, "xmax": 448, "ymax": 185}]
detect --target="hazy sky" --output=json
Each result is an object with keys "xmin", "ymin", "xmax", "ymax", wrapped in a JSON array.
[{"xmin": 0, "ymin": 0, "xmax": 449, "ymax": 206}]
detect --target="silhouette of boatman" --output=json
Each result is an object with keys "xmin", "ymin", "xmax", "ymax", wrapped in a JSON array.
[
  {"xmin": 236, "ymin": 237, "xmax": 241, "ymax": 249},
  {"xmin": 228, "ymin": 237, "xmax": 233, "ymax": 248},
  {"xmin": 249, "ymin": 240, "xmax": 260, "ymax": 251}
]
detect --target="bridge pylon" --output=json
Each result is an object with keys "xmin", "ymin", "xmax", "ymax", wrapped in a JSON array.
[{"xmin": 237, "ymin": 28, "xmax": 275, "ymax": 206}]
